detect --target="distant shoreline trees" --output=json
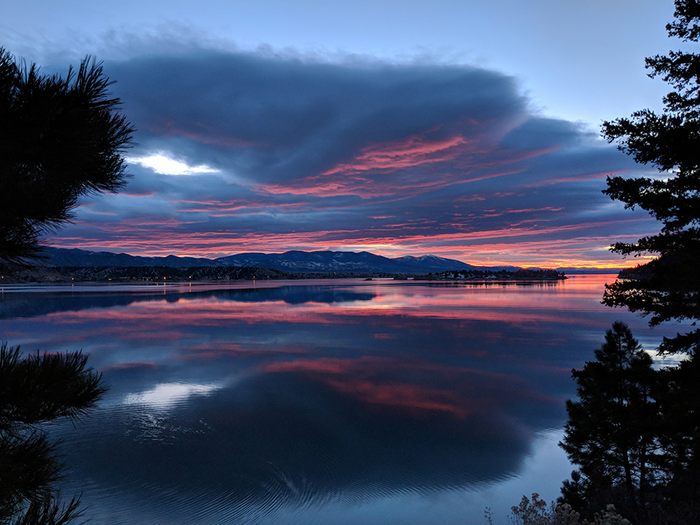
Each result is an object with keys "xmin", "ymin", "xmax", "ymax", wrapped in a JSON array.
[{"xmin": 0, "ymin": 265, "xmax": 568, "ymax": 284}]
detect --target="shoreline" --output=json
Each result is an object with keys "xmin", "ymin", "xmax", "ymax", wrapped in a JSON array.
[{"xmin": 0, "ymin": 265, "xmax": 567, "ymax": 285}]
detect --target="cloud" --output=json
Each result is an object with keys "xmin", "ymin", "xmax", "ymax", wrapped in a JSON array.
[
  {"xmin": 106, "ymin": 51, "xmax": 527, "ymax": 183},
  {"xmin": 44, "ymin": 44, "xmax": 657, "ymax": 266},
  {"xmin": 126, "ymin": 153, "xmax": 219, "ymax": 175}
]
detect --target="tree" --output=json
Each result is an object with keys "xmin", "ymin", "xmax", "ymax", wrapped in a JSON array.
[
  {"xmin": 0, "ymin": 49, "xmax": 128, "ymax": 523},
  {"xmin": 0, "ymin": 343, "xmax": 106, "ymax": 524},
  {"xmin": 601, "ymin": 0, "xmax": 700, "ymax": 354},
  {"xmin": 651, "ymin": 355, "xmax": 700, "ymax": 523},
  {"xmin": 596, "ymin": 4, "xmax": 700, "ymax": 520},
  {"xmin": 559, "ymin": 322, "xmax": 659, "ymax": 521},
  {"xmin": 0, "ymin": 48, "xmax": 134, "ymax": 268}
]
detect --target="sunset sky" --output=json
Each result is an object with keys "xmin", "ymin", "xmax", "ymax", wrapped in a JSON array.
[{"xmin": 1, "ymin": 0, "xmax": 681, "ymax": 267}]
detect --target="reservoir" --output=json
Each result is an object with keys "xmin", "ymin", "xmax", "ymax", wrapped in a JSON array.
[{"xmin": 0, "ymin": 275, "xmax": 680, "ymax": 524}]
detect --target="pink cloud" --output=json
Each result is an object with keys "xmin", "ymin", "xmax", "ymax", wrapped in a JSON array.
[
  {"xmin": 254, "ymin": 138, "xmax": 562, "ymax": 199},
  {"xmin": 322, "ymin": 134, "xmax": 469, "ymax": 176}
]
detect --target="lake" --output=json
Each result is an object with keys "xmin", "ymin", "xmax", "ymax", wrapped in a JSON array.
[{"xmin": 0, "ymin": 275, "xmax": 682, "ymax": 524}]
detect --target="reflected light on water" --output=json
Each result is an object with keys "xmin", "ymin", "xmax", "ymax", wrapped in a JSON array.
[
  {"xmin": 122, "ymin": 382, "xmax": 223, "ymax": 410},
  {"xmin": 0, "ymin": 275, "xmax": 688, "ymax": 524}
]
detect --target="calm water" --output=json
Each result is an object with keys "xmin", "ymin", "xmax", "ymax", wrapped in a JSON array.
[{"xmin": 0, "ymin": 276, "xmax": 682, "ymax": 524}]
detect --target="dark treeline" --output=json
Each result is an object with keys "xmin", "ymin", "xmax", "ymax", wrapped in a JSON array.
[
  {"xmin": 1, "ymin": 265, "xmax": 566, "ymax": 283},
  {"xmin": 417, "ymin": 268, "xmax": 565, "ymax": 281},
  {"xmin": 3, "ymin": 265, "xmax": 289, "ymax": 283},
  {"xmin": 1, "ymin": 265, "xmax": 406, "ymax": 282}
]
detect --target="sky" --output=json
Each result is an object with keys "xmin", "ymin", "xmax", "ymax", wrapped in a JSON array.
[{"xmin": 0, "ymin": 0, "xmax": 684, "ymax": 267}]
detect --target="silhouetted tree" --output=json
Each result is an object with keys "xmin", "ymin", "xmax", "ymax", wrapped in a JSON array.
[
  {"xmin": 601, "ymin": 0, "xmax": 700, "ymax": 355},
  {"xmin": 0, "ymin": 48, "xmax": 125, "ymax": 524},
  {"xmin": 0, "ymin": 343, "xmax": 106, "ymax": 524},
  {"xmin": 0, "ymin": 48, "xmax": 134, "ymax": 267},
  {"xmin": 651, "ymin": 356, "xmax": 700, "ymax": 523},
  {"xmin": 595, "ymin": 3, "xmax": 700, "ymax": 520},
  {"xmin": 560, "ymin": 322, "xmax": 659, "ymax": 521}
]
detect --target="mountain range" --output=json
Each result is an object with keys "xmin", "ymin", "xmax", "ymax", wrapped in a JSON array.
[
  {"xmin": 39, "ymin": 247, "xmax": 519, "ymax": 274},
  {"xmin": 37, "ymin": 247, "xmax": 621, "ymax": 275}
]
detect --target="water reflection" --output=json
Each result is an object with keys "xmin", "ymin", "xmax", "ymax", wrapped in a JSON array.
[
  {"xmin": 0, "ymin": 276, "xmax": 680, "ymax": 524},
  {"xmin": 0, "ymin": 284, "xmax": 376, "ymax": 320},
  {"xmin": 58, "ymin": 373, "xmax": 528, "ymax": 514}
]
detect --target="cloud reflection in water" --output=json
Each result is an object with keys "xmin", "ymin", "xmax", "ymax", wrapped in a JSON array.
[
  {"xmin": 0, "ymin": 277, "xmax": 678, "ymax": 523},
  {"xmin": 56, "ymin": 372, "xmax": 530, "ymax": 522},
  {"xmin": 122, "ymin": 382, "xmax": 223, "ymax": 410}
]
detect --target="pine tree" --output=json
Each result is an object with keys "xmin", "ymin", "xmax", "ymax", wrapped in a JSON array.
[
  {"xmin": 560, "ymin": 322, "xmax": 659, "ymax": 521},
  {"xmin": 0, "ymin": 344, "xmax": 106, "ymax": 523},
  {"xmin": 601, "ymin": 0, "xmax": 700, "ymax": 354},
  {"xmin": 0, "ymin": 48, "xmax": 134, "ymax": 267},
  {"xmin": 0, "ymin": 48, "xmax": 125, "ymax": 524}
]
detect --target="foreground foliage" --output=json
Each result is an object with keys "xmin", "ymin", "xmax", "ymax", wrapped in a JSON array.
[
  {"xmin": 0, "ymin": 49, "xmax": 134, "ymax": 267},
  {"xmin": 507, "ymin": 493, "xmax": 630, "ymax": 525},
  {"xmin": 0, "ymin": 343, "xmax": 106, "ymax": 524},
  {"xmin": 560, "ymin": 323, "xmax": 657, "ymax": 519},
  {"xmin": 558, "ymin": 323, "xmax": 700, "ymax": 524}
]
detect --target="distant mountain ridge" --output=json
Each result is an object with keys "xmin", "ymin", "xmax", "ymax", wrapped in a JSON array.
[
  {"xmin": 38, "ymin": 247, "xmax": 621, "ymax": 275},
  {"xmin": 39, "ymin": 247, "xmax": 518, "ymax": 274}
]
